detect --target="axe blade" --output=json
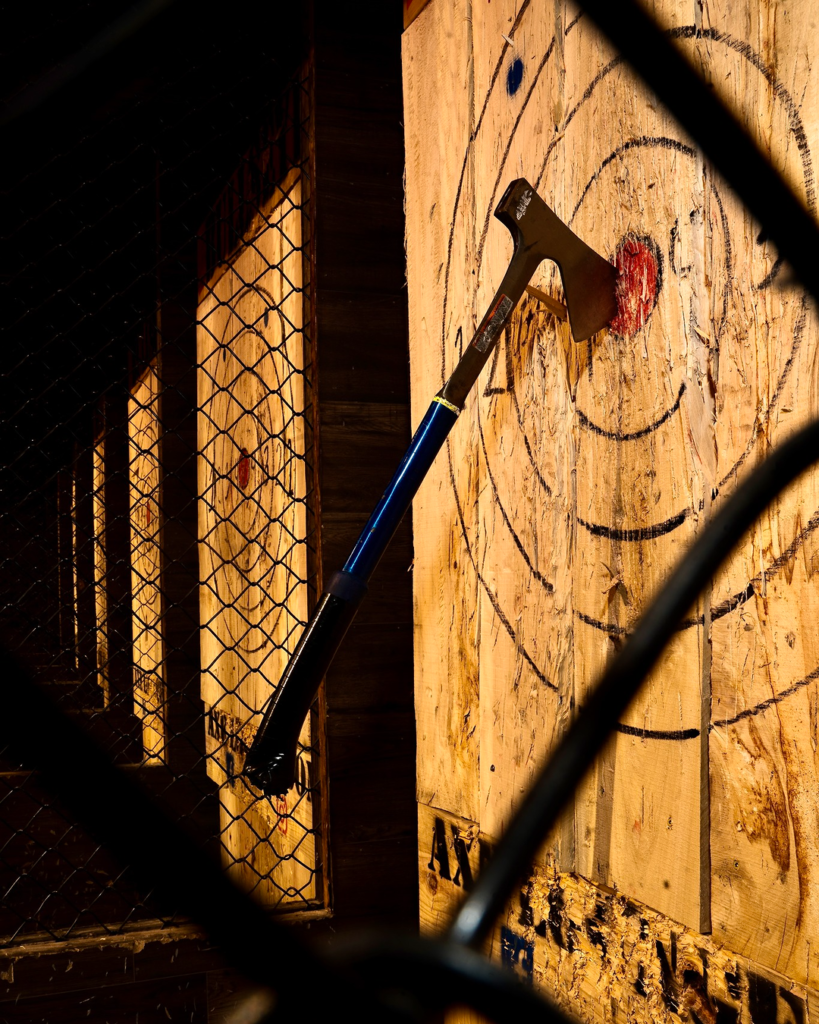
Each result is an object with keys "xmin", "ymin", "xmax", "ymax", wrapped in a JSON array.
[{"xmin": 494, "ymin": 178, "xmax": 618, "ymax": 342}]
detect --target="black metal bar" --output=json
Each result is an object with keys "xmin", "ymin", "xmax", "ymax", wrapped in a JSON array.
[
  {"xmin": 577, "ymin": 0, "xmax": 819, "ymax": 303},
  {"xmin": 324, "ymin": 933, "xmax": 573, "ymax": 1024},
  {"xmin": 0, "ymin": 648, "xmax": 373, "ymax": 1020}
]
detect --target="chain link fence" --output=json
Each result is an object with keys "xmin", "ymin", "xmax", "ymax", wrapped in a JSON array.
[{"xmin": 1, "ymin": 22, "xmax": 323, "ymax": 948}]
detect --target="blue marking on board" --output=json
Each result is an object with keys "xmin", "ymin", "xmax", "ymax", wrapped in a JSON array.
[
  {"xmin": 500, "ymin": 926, "xmax": 534, "ymax": 983},
  {"xmin": 507, "ymin": 57, "xmax": 524, "ymax": 96}
]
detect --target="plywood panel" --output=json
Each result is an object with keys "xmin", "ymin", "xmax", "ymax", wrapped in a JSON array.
[
  {"xmin": 418, "ymin": 801, "xmax": 482, "ymax": 938},
  {"xmin": 208, "ymin": 721, "xmax": 315, "ymax": 907},
  {"xmin": 92, "ymin": 433, "xmax": 110, "ymax": 705},
  {"xmin": 420, "ymin": 797, "xmax": 818, "ymax": 1024},
  {"xmin": 198, "ymin": 173, "xmax": 306, "ymax": 735},
  {"xmin": 699, "ymin": 0, "xmax": 819, "ymax": 987},
  {"xmin": 403, "ymin": 0, "xmax": 482, "ymax": 821},
  {"xmin": 197, "ymin": 172, "xmax": 314, "ymax": 905},
  {"xmin": 560, "ymin": 3, "xmax": 713, "ymax": 930},
  {"xmin": 405, "ymin": 0, "xmax": 819, "ymax": 988},
  {"xmin": 406, "ymin": 0, "xmax": 712, "ymax": 927},
  {"xmin": 467, "ymin": 2, "xmax": 576, "ymax": 861},
  {"xmin": 128, "ymin": 364, "xmax": 167, "ymax": 762}
]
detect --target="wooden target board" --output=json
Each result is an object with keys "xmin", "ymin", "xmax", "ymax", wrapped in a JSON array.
[
  {"xmin": 92, "ymin": 433, "xmax": 110, "ymax": 704},
  {"xmin": 404, "ymin": 0, "xmax": 819, "ymax": 1005},
  {"xmin": 69, "ymin": 465, "xmax": 80, "ymax": 671},
  {"xmin": 197, "ymin": 171, "xmax": 315, "ymax": 906},
  {"xmin": 128, "ymin": 364, "xmax": 167, "ymax": 762}
]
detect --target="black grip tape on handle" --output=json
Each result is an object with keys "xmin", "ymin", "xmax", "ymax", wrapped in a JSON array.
[{"xmin": 243, "ymin": 574, "xmax": 367, "ymax": 796}]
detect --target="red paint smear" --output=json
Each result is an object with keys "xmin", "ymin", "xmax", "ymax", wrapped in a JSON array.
[
  {"xmin": 610, "ymin": 236, "xmax": 659, "ymax": 337},
  {"xmin": 236, "ymin": 447, "xmax": 251, "ymax": 490},
  {"xmin": 275, "ymin": 796, "xmax": 288, "ymax": 834}
]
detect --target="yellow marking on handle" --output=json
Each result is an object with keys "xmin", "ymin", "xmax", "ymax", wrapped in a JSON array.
[{"xmin": 433, "ymin": 396, "xmax": 461, "ymax": 415}]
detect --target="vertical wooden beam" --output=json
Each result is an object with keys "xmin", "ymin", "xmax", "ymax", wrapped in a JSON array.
[
  {"xmin": 564, "ymin": 1, "xmax": 712, "ymax": 931},
  {"xmin": 312, "ymin": 1, "xmax": 417, "ymax": 928},
  {"xmin": 402, "ymin": 0, "xmax": 481, "ymax": 830},
  {"xmin": 197, "ymin": 173, "xmax": 316, "ymax": 908},
  {"xmin": 704, "ymin": 0, "xmax": 819, "ymax": 987},
  {"xmin": 129, "ymin": 362, "xmax": 168, "ymax": 762}
]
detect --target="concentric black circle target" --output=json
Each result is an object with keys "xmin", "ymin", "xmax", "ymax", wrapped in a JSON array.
[
  {"xmin": 438, "ymin": 12, "xmax": 816, "ymax": 704},
  {"xmin": 206, "ymin": 283, "xmax": 304, "ymax": 656}
]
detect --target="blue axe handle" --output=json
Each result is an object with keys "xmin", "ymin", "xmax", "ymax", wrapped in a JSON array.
[{"xmin": 243, "ymin": 177, "xmax": 617, "ymax": 795}]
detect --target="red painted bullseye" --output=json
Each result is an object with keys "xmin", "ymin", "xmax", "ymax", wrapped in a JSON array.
[
  {"xmin": 236, "ymin": 447, "xmax": 251, "ymax": 490},
  {"xmin": 609, "ymin": 234, "xmax": 662, "ymax": 337}
]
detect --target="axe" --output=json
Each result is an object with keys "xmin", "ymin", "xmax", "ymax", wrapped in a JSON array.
[{"xmin": 243, "ymin": 178, "xmax": 617, "ymax": 796}]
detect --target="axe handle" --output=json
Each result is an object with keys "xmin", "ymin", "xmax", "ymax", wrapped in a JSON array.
[
  {"xmin": 243, "ymin": 395, "xmax": 460, "ymax": 795},
  {"xmin": 244, "ymin": 269, "xmax": 526, "ymax": 795},
  {"xmin": 243, "ymin": 181, "xmax": 595, "ymax": 795}
]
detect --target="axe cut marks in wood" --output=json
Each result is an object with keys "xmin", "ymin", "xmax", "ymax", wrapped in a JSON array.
[{"xmin": 420, "ymin": 800, "xmax": 817, "ymax": 1024}]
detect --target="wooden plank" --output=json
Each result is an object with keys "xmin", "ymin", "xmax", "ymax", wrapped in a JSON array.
[
  {"xmin": 312, "ymin": 8, "xmax": 418, "ymax": 928},
  {"xmin": 55, "ymin": 471, "xmax": 76, "ymax": 671},
  {"xmin": 403, "ymin": 0, "xmax": 482, "ymax": 823},
  {"xmin": 700, "ymin": 0, "xmax": 819, "ymax": 987},
  {"xmin": 197, "ymin": 171, "xmax": 316, "ymax": 907},
  {"xmin": 92, "ymin": 427, "xmax": 110, "ymax": 705},
  {"xmin": 517, "ymin": 870, "xmax": 817, "ymax": 1024},
  {"xmin": 420, "ymin": 800, "xmax": 818, "ymax": 1024},
  {"xmin": 403, "ymin": 0, "xmax": 432, "ymax": 32},
  {"xmin": 128, "ymin": 363, "xmax": 167, "ymax": 762},
  {"xmin": 72, "ymin": 442, "xmax": 97, "ymax": 687},
  {"xmin": 204, "ymin": 706, "xmax": 316, "ymax": 907},
  {"xmin": 562, "ymin": 2, "xmax": 712, "ymax": 930},
  {"xmin": 0, "ymin": 973, "xmax": 208, "ymax": 1024},
  {"xmin": 216, "ymin": 774, "xmax": 315, "ymax": 908},
  {"xmin": 405, "ymin": 0, "xmax": 712, "ymax": 927},
  {"xmin": 418, "ymin": 802, "xmax": 481, "ymax": 939},
  {"xmin": 197, "ymin": 170, "xmax": 307, "ymax": 734},
  {"xmin": 469, "ymin": 0, "xmax": 576, "ymax": 862}
]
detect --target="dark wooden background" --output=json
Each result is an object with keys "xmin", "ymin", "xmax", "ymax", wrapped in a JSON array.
[{"xmin": 0, "ymin": 2, "xmax": 416, "ymax": 1019}]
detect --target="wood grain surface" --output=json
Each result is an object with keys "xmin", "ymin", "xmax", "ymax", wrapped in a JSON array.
[
  {"xmin": 405, "ymin": 0, "xmax": 819, "ymax": 1000},
  {"xmin": 128, "ymin": 363, "xmax": 167, "ymax": 762},
  {"xmin": 420, "ymin": 799, "xmax": 818, "ymax": 1024},
  {"xmin": 197, "ymin": 172, "xmax": 315, "ymax": 906},
  {"xmin": 92, "ymin": 430, "xmax": 110, "ymax": 705}
]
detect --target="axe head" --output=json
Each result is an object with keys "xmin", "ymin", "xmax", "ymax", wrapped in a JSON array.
[{"xmin": 494, "ymin": 178, "xmax": 618, "ymax": 342}]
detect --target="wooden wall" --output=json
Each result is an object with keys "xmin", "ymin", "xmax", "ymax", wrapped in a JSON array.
[
  {"xmin": 198, "ymin": 170, "xmax": 317, "ymax": 907},
  {"xmin": 403, "ymin": 0, "xmax": 819, "ymax": 1018},
  {"xmin": 310, "ymin": 3, "xmax": 418, "ymax": 931},
  {"xmin": 0, "ymin": 7, "xmax": 415, "ymax": 1017}
]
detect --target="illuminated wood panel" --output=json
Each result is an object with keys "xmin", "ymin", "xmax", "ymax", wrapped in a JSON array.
[
  {"xmin": 404, "ymin": 0, "xmax": 819, "ymax": 1002},
  {"xmin": 92, "ymin": 432, "xmax": 110, "ymax": 705},
  {"xmin": 197, "ymin": 171, "xmax": 315, "ymax": 905},
  {"xmin": 128, "ymin": 364, "xmax": 167, "ymax": 763}
]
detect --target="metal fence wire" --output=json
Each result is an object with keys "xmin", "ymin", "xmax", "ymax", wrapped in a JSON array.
[
  {"xmin": 1, "ymin": 50, "xmax": 323, "ymax": 947},
  {"xmin": 5, "ymin": 0, "xmax": 819, "ymax": 1020}
]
